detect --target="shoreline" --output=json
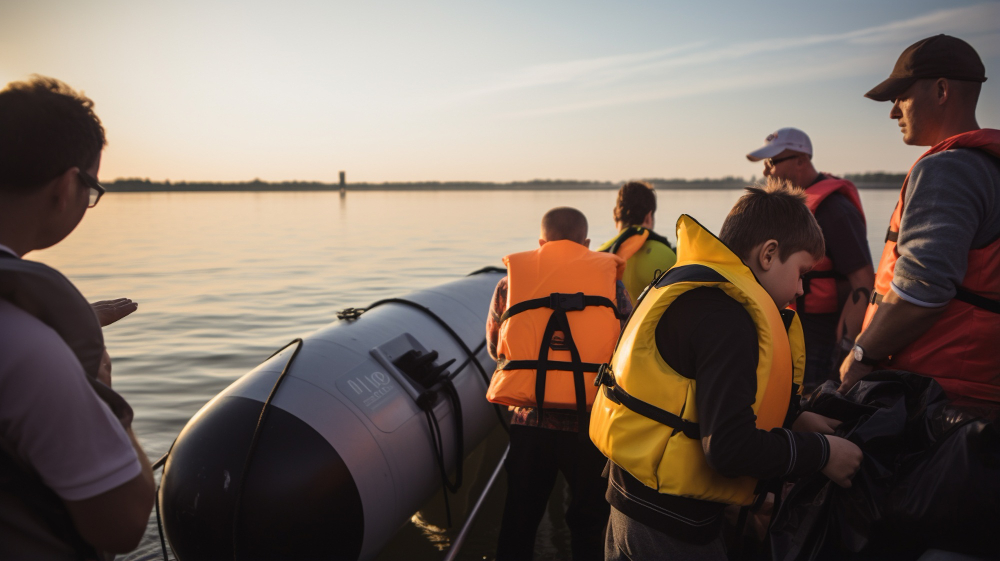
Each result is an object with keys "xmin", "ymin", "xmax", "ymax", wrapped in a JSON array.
[{"xmin": 105, "ymin": 179, "xmax": 905, "ymax": 193}]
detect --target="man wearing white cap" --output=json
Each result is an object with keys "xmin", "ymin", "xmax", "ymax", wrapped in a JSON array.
[{"xmin": 747, "ymin": 128, "xmax": 874, "ymax": 392}]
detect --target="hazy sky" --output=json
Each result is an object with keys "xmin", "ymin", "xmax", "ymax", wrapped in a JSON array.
[{"xmin": 2, "ymin": 1, "xmax": 998, "ymax": 183}]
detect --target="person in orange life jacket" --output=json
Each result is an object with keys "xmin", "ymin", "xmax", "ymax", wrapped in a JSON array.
[
  {"xmin": 840, "ymin": 35, "xmax": 1000, "ymax": 412},
  {"xmin": 746, "ymin": 128, "xmax": 874, "ymax": 393},
  {"xmin": 602, "ymin": 181, "xmax": 863, "ymax": 561},
  {"xmin": 0, "ymin": 77, "xmax": 155, "ymax": 558},
  {"xmin": 486, "ymin": 207, "xmax": 631, "ymax": 561},
  {"xmin": 598, "ymin": 181, "xmax": 677, "ymax": 307}
]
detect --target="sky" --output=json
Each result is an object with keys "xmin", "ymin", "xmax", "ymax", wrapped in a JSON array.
[{"xmin": 1, "ymin": 1, "xmax": 999, "ymax": 183}]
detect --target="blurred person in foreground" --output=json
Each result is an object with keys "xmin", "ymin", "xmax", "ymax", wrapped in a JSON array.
[
  {"xmin": 746, "ymin": 128, "xmax": 874, "ymax": 393},
  {"xmin": 0, "ymin": 76, "xmax": 154, "ymax": 559},
  {"xmin": 840, "ymin": 35, "xmax": 1000, "ymax": 414},
  {"xmin": 591, "ymin": 181, "xmax": 862, "ymax": 560},
  {"xmin": 485, "ymin": 207, "xmax": 631, "ymax": 560},
  {"xmin": 598, "ymin": 181, "xmax": 677, "ymax": 307}
]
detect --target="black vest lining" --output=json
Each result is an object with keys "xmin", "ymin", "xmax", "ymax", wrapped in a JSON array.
[{"xmin": 655, "ymin": 264, "xmax": 726, "ymax": 288}]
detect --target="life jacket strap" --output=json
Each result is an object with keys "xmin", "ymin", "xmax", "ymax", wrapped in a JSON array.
[
  {"xmin": 594, "ymin": 364, "xmax": 701, "ymax": 440},
  {"xmin": 956, "ymin": 287, "xmax": 1000, "ymax": 314},
  {"xmin": 796, "ymin": 270, "xmax": 840, "ymax": 313},
  {"xmin": 801, "ymin": 270, "xmax": 839, "ymax": 280},
  {"xmin": 526, "ymin": 306, "xmax": 591, "ymax": 426},
  {"xmin": 872, "ymin": 288, "xmax": 1000, "ymax": 314},
  {"xmin": 604, "ymin": 227, "xmax": 645, "ymax": 255},
  {"xmin": 885, "ymin": 228, "xmax": 899, "ymax": 243},
  {"xmin": 499, "ymin": 292, "xmax": 623, "ymax": 323},
  {"xmin": 501, "ymin": 360, "xmax": 603, "ymax": 372}
]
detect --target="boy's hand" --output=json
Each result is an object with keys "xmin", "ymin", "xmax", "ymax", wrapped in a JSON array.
[
  {"xmin": 822, "ymin": 436, "xmax": 863, "ymax": 488},
  {"xmin": 91, "ymin": 298, "xmax": 138, "ymax": 327},
  {"xmin": 792, "ymin": 411, "xmax": 841, "ymax": 434}
]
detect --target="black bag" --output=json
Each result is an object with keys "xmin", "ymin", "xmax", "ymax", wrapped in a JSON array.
[{"xmin": 770, "ymin": 372, "xmax": 1000, "ymax": 561}]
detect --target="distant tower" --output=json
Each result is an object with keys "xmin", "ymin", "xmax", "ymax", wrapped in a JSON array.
[{"xmin": 339, "ymin": 170, "xmax": 346, "ymax": 196}]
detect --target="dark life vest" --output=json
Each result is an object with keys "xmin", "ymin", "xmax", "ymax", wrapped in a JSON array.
[
  {"xmin": 0, "ymin": 252, "xmax": 131, "ymax": 560},
  {"xmin": 792, "ymin": 176, "xmax": 866, "ymax": 315}
]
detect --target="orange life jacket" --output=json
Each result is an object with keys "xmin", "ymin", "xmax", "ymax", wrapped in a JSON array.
[
  {"xmin": 486, "ymin": 240, "xmax": 625, "ymax": 413},
  {"xmin": 863, "ymin": 129, "xmax": 1000, "ymax": 402},
  {"xmin": 791, "ymin": 176, "xmax": 866, "ymax": 315}
]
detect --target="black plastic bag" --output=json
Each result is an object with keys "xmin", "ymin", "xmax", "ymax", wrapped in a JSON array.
[{"xmin": 770, "ymin": 371, "xmax": 1000, "ymax": 561}]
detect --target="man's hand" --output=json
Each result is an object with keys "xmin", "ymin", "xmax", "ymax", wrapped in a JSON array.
[
  {"xmin": 91, "ymin": 298, "xmax": 138, "ymax": 327},
  {"xmin": 792, "ymin": 411, "xmax": 842, "ymax": 434},
  {"xmin": 838, "ymin": 354, "xmax": 874, "ymax": 394},
  {"xmin": 822, "ymin": 435, "xmax": 863, "ymax": 488}
]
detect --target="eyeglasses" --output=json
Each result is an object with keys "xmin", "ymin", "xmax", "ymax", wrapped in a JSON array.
[
  {"xmin": 764, "ymin": 154, "xmax": 800, "ymax": 168},
  {"xmin": 77, "ymin": 171, "xmax": 105, "ymax": 208}
]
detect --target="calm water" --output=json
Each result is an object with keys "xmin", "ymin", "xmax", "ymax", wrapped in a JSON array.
[{"xmin": 34, "ymin": 188, "xmax": 898, "ymax": 560}]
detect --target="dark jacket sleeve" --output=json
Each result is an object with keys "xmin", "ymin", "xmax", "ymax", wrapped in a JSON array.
[{"xmin": 656, "ymin": 288, "xmax": 829, "ymax": 480}]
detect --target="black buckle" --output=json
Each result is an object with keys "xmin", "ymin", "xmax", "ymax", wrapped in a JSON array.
[
  {"xmin": 550, "ymin": 292, "xmax": 585, "ymax": 312},
  {"xmin": 594, "ymin": 363, "xmax": 615, "ymax": 387}
]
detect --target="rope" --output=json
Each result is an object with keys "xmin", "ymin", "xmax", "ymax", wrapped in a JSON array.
[{"xmin": 231, "ymin": 338, "xmax": 304, "ymax": 560}]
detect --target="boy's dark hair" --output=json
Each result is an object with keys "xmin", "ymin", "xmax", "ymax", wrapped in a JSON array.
[
  {"xmin": 614, "ymin": 181, "xmax": 656, "ymax": 226},
  {"xmin": 542, "ymin": 207, "xmax": 588, "ymax": 243},
  {"xmin": 719, "ymin": 178, "xmax": 825, "ymax": 262},
  {"xmin": 0, "ymin": 76, "xmax": 106, "ymax": 193}
]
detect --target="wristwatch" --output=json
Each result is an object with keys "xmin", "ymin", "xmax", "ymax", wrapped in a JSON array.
[{"xmin": 852, "ymin": 344, "xmax": 881, "ymax": 367}]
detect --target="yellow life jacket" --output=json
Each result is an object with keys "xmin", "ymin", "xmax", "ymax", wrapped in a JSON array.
[
  {"xmin": 590, "ymin": 215, "xmax": 805, "ymax": 506},
  {"xmin": 598, "ymin": 226, "xmax": 678, "ymax": 307}
]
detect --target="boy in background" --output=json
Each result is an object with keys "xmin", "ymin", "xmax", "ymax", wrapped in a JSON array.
[
  {"xmin": 598, "ymin": 181, "xmax": 677, "ymax": 306},
  {"xmin": 486, "ymin": 207, "xmax": 631, "ymax": 561},
  {"xmin": 591, "ymin": 181, "xmax": 863, "ymax": 559}
]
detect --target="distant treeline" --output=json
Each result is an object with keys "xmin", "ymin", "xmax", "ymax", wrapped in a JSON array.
[{"xmin": 105, "ymin": 173, "xmax": 906, "ymax": 193}]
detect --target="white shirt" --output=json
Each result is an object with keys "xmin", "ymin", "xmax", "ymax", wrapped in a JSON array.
[{"xmin": 0, "ymin": 259, "xmax": 139, "ymax": 501}]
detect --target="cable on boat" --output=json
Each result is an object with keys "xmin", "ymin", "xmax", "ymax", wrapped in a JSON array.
[{"xmin": 232, "ymin": 337, "xmax": 305, "ymax": 560}]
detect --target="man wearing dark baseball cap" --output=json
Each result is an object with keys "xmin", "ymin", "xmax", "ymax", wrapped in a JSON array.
[{"xmin": 840, "ymin": 35, "xmax": 1000, "ymax": 411}]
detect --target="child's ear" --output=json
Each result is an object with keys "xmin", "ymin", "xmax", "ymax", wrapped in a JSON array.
[
  {"xmin": 757, "ymin": 239, "xmax": 780, "ymax": 271},
  {"xmin": 538, "ymin": 238, "xmax": 546, "ymax": 247},
  {"xmin": 48, "ymin": 167, "xmax": 81, "ymax": 213},
  {"xmin": 583, "ymin": 238, "xmax": 591, "ymax": 249}
]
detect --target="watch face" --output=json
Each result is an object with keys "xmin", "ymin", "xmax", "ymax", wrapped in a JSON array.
[{"xmin": 853, "ymin": 345, "xmax": 864, "ymax": 362}]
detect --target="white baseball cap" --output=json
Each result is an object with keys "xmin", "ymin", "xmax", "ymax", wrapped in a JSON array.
[{"xmin": 746, "ymin": 127, "xmax": 812, "ymax": 162}]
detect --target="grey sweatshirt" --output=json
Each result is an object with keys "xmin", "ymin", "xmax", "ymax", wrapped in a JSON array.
[{"xmin": 892, "ymin": 148, "xmax": 1000, "ymax": 306}]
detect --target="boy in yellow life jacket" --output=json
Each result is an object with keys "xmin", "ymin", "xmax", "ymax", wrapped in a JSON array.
[
  {"xmin": 485, "ymin": 207, "xmax": 632, "ymax": 561},
  {"xmin": 590, "ymin": 181, "xmax": 863, "ymax": 560},
  {"xmin": 598, "ymin": 181, "xmax": 677, "ymax": 307}
]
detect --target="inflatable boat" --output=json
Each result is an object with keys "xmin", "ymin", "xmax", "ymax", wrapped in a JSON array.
[{"xmin": 158, "ymin": 268, "xmax": 506, "ymax": 560}]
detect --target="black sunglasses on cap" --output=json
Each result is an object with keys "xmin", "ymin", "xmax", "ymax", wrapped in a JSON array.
[
  {"xmin": 764, "ymin": 154, "xmax": 800, "ymax": 168},
  {"xmin": 77, "ymin": 171, "xmax": 105, "ymax": 208}
]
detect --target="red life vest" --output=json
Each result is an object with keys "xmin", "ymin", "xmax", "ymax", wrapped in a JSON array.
[
  {"xmin": 863, "ymin": 129, "xmax": 1000, "ymax": 402},
  {"xmin": 790, "ymin": 176, "xmax": 866, "ymax": 314},
  {"xmin": 486, "ymin": 240, "xmax": 625, "ymax": 412}
]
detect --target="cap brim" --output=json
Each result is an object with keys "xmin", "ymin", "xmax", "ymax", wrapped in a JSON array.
[
  {"xmin": 746, "ymin": 144, "xmax": 785, "ymax": 162},
  {"xmin": 865, "ymin": 76, "xmax": 917, "ymax": 102}
]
